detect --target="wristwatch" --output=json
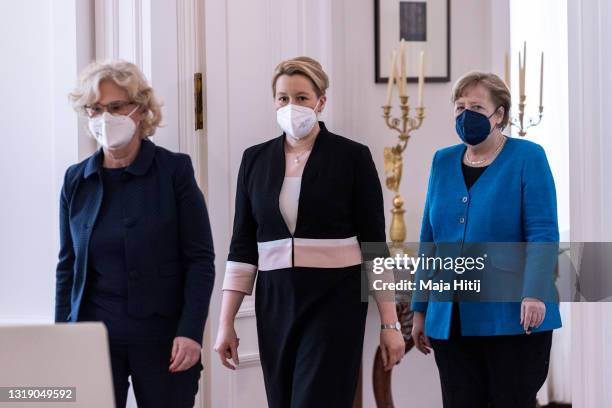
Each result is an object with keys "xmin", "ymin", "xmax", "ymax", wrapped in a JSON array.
[{"xmin": 381, "ymin": 321, "xmax": 401, "ymax": 331}]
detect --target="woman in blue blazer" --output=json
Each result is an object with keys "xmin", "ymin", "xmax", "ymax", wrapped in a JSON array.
[
  {"xmin": 55, "ymin": 61, "xmax": 215, "ymax": 408},
  {"xmin": 411, "ymin": 72, "xmax": 561, "ymax": 408}
]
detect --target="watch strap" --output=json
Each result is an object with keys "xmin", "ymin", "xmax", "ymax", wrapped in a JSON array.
[{"xmin": 381, "ymin": 321, "xmax": 401, "ymax": 331}]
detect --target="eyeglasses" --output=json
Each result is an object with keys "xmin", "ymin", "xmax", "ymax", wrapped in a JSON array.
[{"xmin": 84, "ymin": 101, "xmax": 137, "ymax": 118}]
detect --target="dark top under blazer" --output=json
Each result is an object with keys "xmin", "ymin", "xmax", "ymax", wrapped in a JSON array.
[
  {"xmin": 411, "ymin": 137, "xmax": 562, "ymax": 339},
  {"xmin": 226, "ymin": 122, "xmax": 386, "ymax": 286},
  {"xmin": 55, "ymin": 139, "xmax": 215, "ymax": 344}
]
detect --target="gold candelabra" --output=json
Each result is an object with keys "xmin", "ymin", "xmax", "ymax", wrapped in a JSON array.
[
  {"xmin": 511, "ymin": 94, "xmax": 543, "ymax": 137},
  {"xmin": 382, "ymin": 96, "xmax": 425, "ymax": 247},
  {"xmin": 506, "ymin": 42, "xmax": 545, "ymax": 137}
]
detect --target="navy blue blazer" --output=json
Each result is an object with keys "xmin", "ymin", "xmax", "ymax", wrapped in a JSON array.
[
  {"xmin": 411, "ymin": 137, "xmax": 562, "ymax": 339},
  {"xmin": 55, "ymin": 139, "xmax": 215, "ymax": 344}
]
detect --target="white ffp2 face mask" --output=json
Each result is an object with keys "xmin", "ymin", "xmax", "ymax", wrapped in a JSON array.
[
  {"xmin": 88, "ymin": 106, "xmax": 139, "ymax": 149},
  {"xmin": 276, "ymin": 101, "xmax": 320, "ymax": 140}
]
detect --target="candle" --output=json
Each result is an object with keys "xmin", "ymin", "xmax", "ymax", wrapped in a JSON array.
[
  {"xmin": 385, "ymin": 50, "xmax": 398, "ymax": 106},
  {"xmin": 394, "ymin": 54, "xmax": 402, "ymax": 102},
  {"xmin": 539, "ymin": 52, "xmax": 544, "ymax": 107},
  {"xmin": 504, "ymin": 52, "xmax": 510, "ymax": 89},
  {"xmin": 518, "ymin": 51, "xmax": 524, "ymax": 96},
  {"xmin": 399, "ymin": 39, "xmax": 407, "ymax": 97},
  {"xmin": 521, "ymin": 41, "xmax": 527, "ymax": 96},
  {"xmin": 523, "ymin": 41, "xmax": 527, "ymax": 76},
  {"xmin": 418, "ymin": 51, "xmax": 425, "ymax": 107}
]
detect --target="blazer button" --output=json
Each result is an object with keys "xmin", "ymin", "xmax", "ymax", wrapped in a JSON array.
[
  {"xmin": 123, "ymin": 217, "xmax": 137, "ymax": 228},
  {"xmin": 462, "ymin": 196, "xmax": 468, "ymax": 203},
  {"xmin": 459, "ymin": 217, "xmax": 465, "ymax": 224}
]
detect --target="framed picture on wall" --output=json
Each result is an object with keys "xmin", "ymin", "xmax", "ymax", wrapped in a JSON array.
[{"xmin": 375, "ymin": 0, "xmax": 450, "ymax": 83}]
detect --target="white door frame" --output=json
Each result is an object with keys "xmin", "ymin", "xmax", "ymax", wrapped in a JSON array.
[{"xmin": 93, "ymin": 0, "xmax": 209, "ymax": 406}]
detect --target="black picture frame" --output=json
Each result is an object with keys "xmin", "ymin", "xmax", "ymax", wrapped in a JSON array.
[{"xmin": 374, "ymin": 0, "xmax": 451, "ymax": 83}]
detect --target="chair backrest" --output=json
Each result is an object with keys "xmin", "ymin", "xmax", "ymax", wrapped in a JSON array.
[{"xmin": 0, "ymin": 322, "xmax": 115, "ymax": 408}]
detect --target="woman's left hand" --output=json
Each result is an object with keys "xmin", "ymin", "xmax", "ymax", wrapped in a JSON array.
[
  {"xmin": 380, "ymin": 329, "xmax": 406, "ymax": 371},
  {"xmin": 521, "ymin": 297, "xmax": 546, "ymax": 334},
  {"xmin": 169, "ymin": 336, "xmax": 202, "ymax": 373}
]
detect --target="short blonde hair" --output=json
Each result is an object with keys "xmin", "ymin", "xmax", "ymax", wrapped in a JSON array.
[
  {"xmin": 69, "ymin": 60, "xmax": 162, "ymax": 138},
  {"xmin": 271, "ymin": 56, "xmax": 329, "ymax": 97},
  {"xmin": 451, "ymin": 71, "xmax": 511, "ymax": 129}
]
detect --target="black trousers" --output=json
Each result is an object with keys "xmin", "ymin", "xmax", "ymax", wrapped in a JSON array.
[
  {"xmin": 109, "ymin": 341, "xmax": 202, "ymax": 408},
  {"xmin": 430, "ymin": 303, "xmax": 552, "ymax": 408},
  {"xmin": 255, "ymin": 266, "xmax": 367, "ymax": 408}
]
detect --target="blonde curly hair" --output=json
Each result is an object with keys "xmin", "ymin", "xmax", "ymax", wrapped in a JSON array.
[{"xmin": 69, "ymin": 60, "xmax": 162, "ymax": 138}]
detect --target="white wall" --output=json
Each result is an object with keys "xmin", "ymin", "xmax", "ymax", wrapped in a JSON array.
[
  {"xmin": 0, "ymin": 0, "xmax": 94, "ymax": 325},
  {"xmin": 0, "ymin": 0, "xmax": 55, "ymax": 323},
  {"xmin": 328, "ymin": 0, "xmax": 500, "ymax": 243},
  {"xmin": 205, "ymin": 0, "xmax": 504, "ymax": 406},
  {"xmin": 568, "ymin": 0, "xmax": 612, "ymax": 406},
  {"xmin": 510, "ymin": 0, "xmax": 570, "ymax": 237},
  {"xmin": 508, "ymin": 1, "xmax": 572, "ymax": 404},
  {"xmin": 328, "ymin": 0, "xmax": 502, "ymax": 406}
]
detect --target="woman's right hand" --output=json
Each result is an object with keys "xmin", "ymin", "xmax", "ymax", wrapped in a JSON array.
[
  {"xmin": 411, "ymin": 311, "xmax": 432, "ymax": 355},
  {"xmin": 214, "ymin": 323, "xmax": 240, "ymax": 370}
]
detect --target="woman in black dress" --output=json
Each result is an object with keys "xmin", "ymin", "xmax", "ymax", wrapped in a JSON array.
[{"xmin": 214, "ymin": 56, "xmax": 405, "ymax": 407}]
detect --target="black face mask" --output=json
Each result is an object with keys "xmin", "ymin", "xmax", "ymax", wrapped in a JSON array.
[{"xmin": 455, "ymin": 107, "xmax": 500, "ymax": 146}]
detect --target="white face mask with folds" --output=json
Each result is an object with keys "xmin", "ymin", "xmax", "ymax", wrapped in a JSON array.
[
  {"xmin": 88, "ymin": 106, "xmax": 139, "ymax": 149},
  {"xmin": 276, "ymin": 100, "xmax": 320, "ymax": 140}
]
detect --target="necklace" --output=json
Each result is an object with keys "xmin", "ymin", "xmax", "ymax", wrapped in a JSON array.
[
  {"xmin": 465, "ymin": 135, "xmax": 507, "ymax": 166},
  {"xmin": 285, "ymin": 137, "xmax": 315, "ymax": 164},
  {"xmin": 292, "ymin": 150, "xmax": 310, "ymax": 164}
]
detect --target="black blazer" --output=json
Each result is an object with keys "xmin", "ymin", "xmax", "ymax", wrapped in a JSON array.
[
  {"xmin": 55, "ymin": 139, "xmax": 215, "ymax": 344},
  {"xmin": 222, "ymin": 122, "xmax": 386, "ymax": 294}
]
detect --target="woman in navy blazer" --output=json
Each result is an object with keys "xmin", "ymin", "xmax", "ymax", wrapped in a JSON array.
[
  {"xmin": 55, "ymin": 61, "xmax": 215, "ymax": 408},
  {"xmin": 411, "ymin": 72, "xmax": 561, "ymax": 408}
]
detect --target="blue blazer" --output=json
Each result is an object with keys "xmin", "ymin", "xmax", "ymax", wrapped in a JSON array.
[
  {"xmin": 411, "ymin": 137, "xmax": 562, "ymax": 339},
  {"xmin": 54, "ymin": 139, "xmax": 215, "ymax": 344}
]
